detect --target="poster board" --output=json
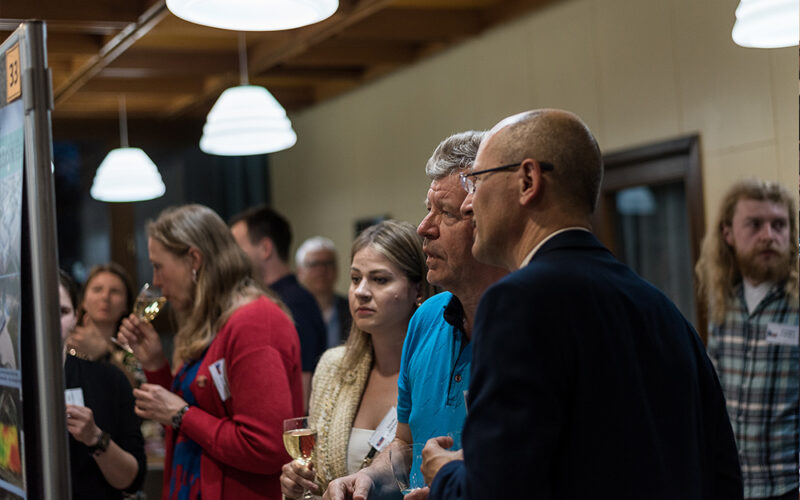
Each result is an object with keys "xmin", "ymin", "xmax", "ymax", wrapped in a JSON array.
[{"xmin": 0, "ymin": 21, "xmax": 69, "ymax": 500}]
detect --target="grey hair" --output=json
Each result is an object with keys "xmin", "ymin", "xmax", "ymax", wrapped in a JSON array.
[
  {"xmin": 425, "ymin": 130, "xmax": 486, "ymax": 180},
  {"xmin": 295, "ymin": 236, "xmax": 337, "ymax": 267}
]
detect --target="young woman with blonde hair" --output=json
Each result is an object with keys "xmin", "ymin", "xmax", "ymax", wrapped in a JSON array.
[{"xmin": 280, "ymin": 220, "xmax": 432, "ymax": 499}]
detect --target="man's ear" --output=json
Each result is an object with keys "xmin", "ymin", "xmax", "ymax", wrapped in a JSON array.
[
  {"xmin": 258, "ymin": 237, "xmax": 275, "ymax": 260},
  {"xmin": 722, "ymin": 223, "xmax": 734, "ymax": 247},
  {"xmin": 519, "ymin": 159, "xmax": 545, "ymax": 206}
]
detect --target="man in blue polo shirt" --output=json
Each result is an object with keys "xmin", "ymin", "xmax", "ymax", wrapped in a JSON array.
[{"xmin": 323, "ymin": 131, "xmax": 507, "ymax": 500}]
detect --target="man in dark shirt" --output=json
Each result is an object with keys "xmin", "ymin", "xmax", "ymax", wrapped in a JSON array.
[{"xmin": 231, "ymin": 205, "xmax": 326, "ymax": 408}]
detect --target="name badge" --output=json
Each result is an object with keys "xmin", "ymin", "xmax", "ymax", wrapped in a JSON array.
[
  {"xmin": 368, "ymin": 406, "xmax": 397, "ymax": 452},
  {"xmin": 65, "ymin": 388, "xmax": 85, "ymax": 407},
  {"xmin": 209, "ymin": 359, "xmax": 230, "ymax": 401},
  {"xmin": 766, "ymin": 322, "xmax": 799, "ymax": 346}
]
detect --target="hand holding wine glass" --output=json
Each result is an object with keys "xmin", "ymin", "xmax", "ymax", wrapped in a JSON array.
[
  {"xmin": 283, "ymin": 417, "xmax": 318, "ymax": 499},
  {"xmin": 118, "ymin": 284, "xmax": 168, "ymax": 371},
  {"xmin": 281, "ymin": 458, "xmax": 321, "ymax": 499}
]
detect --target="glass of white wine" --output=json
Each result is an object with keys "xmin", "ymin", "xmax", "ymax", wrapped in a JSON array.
[
  {"xmin": 282, "ymin": 416, "xmax": 317, "ymax": 499},
  {"xmin": 112, "ymin": 283, "xmax": 166, "ymax": 355},
  {"xmin": 133, "ymin": 283, "xmax": 166, "ymax": 322}
]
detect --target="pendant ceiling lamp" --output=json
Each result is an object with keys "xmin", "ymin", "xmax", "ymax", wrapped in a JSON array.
[
  {"xmin": 167, "ymin": 0, "xmax": 338, "ymax": 31},
  {"xmin": 200, "ymin": 34, "xmax": 297, "ymax": 156},
  {"xmin": 90, "ymin": 96, "xmax": 166, "ymax": 202},
  {"xmin": 732, "ymin": 0, "xmax": 799, "ymax": 48}
]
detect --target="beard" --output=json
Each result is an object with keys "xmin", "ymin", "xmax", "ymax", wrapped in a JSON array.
[{"xmin": 736, "ymin": 243, "xmax": 793, "ymax": 284}]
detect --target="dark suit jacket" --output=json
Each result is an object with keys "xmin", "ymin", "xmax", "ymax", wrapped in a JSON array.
[
  {"xmin": 333, "ymin": 294, "xmax": 352, "ymax": 346},
  {"xmin": 430, "ymin": 230, "xmax": 742, "ymax": 500},
  {"xmin": 271, "ymin": 274, "xmax": 327, "ymax": 372}
]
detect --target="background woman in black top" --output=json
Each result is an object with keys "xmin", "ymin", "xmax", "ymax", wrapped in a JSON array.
[{"xmin": 59, "ymin": 270, "xmax": 146, "ymax": 499}]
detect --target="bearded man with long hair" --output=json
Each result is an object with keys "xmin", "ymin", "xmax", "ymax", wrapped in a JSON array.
[{"xmin": 695, "ymin": 178, "xmax": 798, "ymax": 500}]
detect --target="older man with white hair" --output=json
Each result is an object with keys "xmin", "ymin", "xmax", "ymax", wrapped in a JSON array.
[{"xmin": 296, "ymin": 236, "xmax": 351, "ymax": 348}]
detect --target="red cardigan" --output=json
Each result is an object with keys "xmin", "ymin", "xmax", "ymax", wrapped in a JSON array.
[{"xmin": 146, "ymin": 297, "xmax": 304, "ymax": 500}]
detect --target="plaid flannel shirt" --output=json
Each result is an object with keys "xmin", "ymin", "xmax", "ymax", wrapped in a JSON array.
[{"xmin": 707, "ymin": 281, "xmax": 799, "ymax": 498}]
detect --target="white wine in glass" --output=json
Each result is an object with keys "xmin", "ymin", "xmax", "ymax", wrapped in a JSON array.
[
  {"xmin": 283, "ymin": 416, "xmax": 317, "ymax": 499},
  {"xmin": 133, "ymin": 283, "xmax": 166, "ymax": 322}
]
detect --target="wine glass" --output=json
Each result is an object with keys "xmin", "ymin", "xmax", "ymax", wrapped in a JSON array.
[
  {"xmin": 112, "ymin": 283, "xmax": 165, "ymax": 354},
  {"xmin": 282, "ymin": 416, "xmax": 317, "ymax": 499},
  {"xmin": 133, "ymin": 283, "xmax": 166, "ymax": 322},
  {"xmin": 389, "ymin": 442, "xmax": 426, "ymax": 495}
]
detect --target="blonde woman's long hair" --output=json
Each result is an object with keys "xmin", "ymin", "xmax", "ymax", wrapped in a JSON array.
[
  {"xmin": 695, "ymin": 179, "xmax": 798, "ymax": 324},
  {"xmin": 339, "ymin": 220, "xmax": 433, "ymax": 372},
  {"xmin": 147, "ymin": 204, "xmax": 271, "ymax": 361}
]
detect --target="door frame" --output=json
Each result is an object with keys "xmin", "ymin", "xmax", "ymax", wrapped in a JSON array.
[{"xmin": 593, "ymin": 134, "xmax": 707, "ymax": 341}]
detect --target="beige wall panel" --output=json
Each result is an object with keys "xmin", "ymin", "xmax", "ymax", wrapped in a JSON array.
[
  {"xmin": 521, "ymin": 0, "xmax": 603, "ymax": 141},
  {"xmin": 593, "ymin": 0, "xmax": 681, "ymax": 150},
  {"xmin": 469, "ymin": 17, "xmax": 532, "ymax": 124},
  {"xmin": 769, "ymin": 48, "xmax": 798, "ymax": 141},
  {"xmin": 673, "ymin": 0, "xmax": 777, "ymax": 153},
  {"xmin": 775, "ymin": 135, "xmax": 799, "ymax": 198}
]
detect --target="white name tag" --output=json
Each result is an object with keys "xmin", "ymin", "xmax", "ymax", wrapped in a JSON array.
[
  {"xmin": 209, "ymin": 359, "xmax": 230, "ymax": 401},
  {"xmin": 766, "ymin": 322, "xmax": 799, "ymax": 346},
  {"xmin": 368, "ymin": 406, "xmax": 397, "ymax": 452},
  {"xmin": 65, "ymin": 388, "xmax": 85, "ymax": 407}
]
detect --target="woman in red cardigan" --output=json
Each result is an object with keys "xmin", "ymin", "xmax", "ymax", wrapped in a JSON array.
[{"xmin": 119, "ymin": 204, "xmax": 304, "ymax": 500}]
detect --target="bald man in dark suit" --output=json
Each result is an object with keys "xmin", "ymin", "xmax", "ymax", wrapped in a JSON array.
[{"xmin": 421, "ymin": 109, "xmax": 742, "ymax": 500}]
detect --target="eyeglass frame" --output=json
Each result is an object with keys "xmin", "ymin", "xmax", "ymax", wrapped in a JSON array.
[{"xmin": 459, "ymin": 160, "xmax": 554, "ymax": 194}]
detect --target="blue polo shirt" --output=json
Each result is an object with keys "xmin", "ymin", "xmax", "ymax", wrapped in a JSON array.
[{"xmin": 398, "ymin": 292, "xmax": 471, "ymax": 460}]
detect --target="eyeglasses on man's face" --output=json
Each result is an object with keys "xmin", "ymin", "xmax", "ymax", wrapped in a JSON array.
[{"xmin": 459, "ymin": 161, "xmax": 554, "ymax": 194}]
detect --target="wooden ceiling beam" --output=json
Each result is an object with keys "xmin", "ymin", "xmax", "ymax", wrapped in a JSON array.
[
  {"xmin": 108, "ymin": 49, "xmax": 239, "ymax": 75},
  {"xmin": 0, "ymin": 20, "xmax": 128, "ymax": 35},
  {"xmin": 54, "ymin": 0, "xmax": 169, "ymax": 105},
  {"xmin": 288, "ymin": 42, "xmax": 420, "ymax": 66},
  {"xmin": 0, "ymin": 1, "xmax": 143, "ymax": 24},
  {"xmin": 46, "ymin": 32, "xmax": 105, "ymax": 56},
  {"xmin": 81, "ymin": 76, "xmax": 205, "ymax": 94},
  {"xmin": 338, "ymin": 8, "xmax": 485, "ymax": 41},
  {"xmin": 258, "ymin": 67, "xmax": 365, "ymax": 82},
  {"xmin": 248, "ymin": 0, "xmax": 397, "ymax": 74}
]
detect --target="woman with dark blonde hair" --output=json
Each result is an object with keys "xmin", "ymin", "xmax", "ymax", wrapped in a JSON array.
[
  {"xmin": 119, "ymin": 204, "xmax": 303, "ymax": 500},
  {"xmin": 280, "ymin": 220, "xmax": 432, "ymax": 499},
  {"xmin": 67, "ymin": 262, "xmax": 134, "ymax": 361}
]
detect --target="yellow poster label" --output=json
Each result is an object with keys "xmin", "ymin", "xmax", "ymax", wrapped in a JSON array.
[{"xmin": 6, "ymin": 44, "xmax": 20, "ymax": 103}]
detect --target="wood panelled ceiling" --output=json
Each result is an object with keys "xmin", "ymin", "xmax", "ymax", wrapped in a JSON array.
[{"xmin": 0, "ymin": 0, "xmax": 558, "ymax": 137}]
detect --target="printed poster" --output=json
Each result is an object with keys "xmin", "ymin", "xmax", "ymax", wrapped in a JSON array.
[{"xmin": 0, "ymin": 99, "xmax": 26, "ymax": 498}]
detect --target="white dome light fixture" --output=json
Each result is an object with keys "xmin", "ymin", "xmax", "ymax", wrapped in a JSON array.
[
  {"xmin": 732, "ymin": 0, "xmax": 799, "ymax": 48},
  {"xmin": 90, "ymin": 96, "xmax": 166, "ymax": 202},
  {"xmin": 200, "ymin": 34, "xmax": 297, "ymax": 156},
  {"xmin": 166, "ymin": 0, "xmax": 338, "ymax": 31},
  {"xmin": 90, "ymin": 148, "xmax": 166, "ymax": 202},
  {"xmin": 200, "ymin": 85, "xmax": 297, "ymax": 156}
]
